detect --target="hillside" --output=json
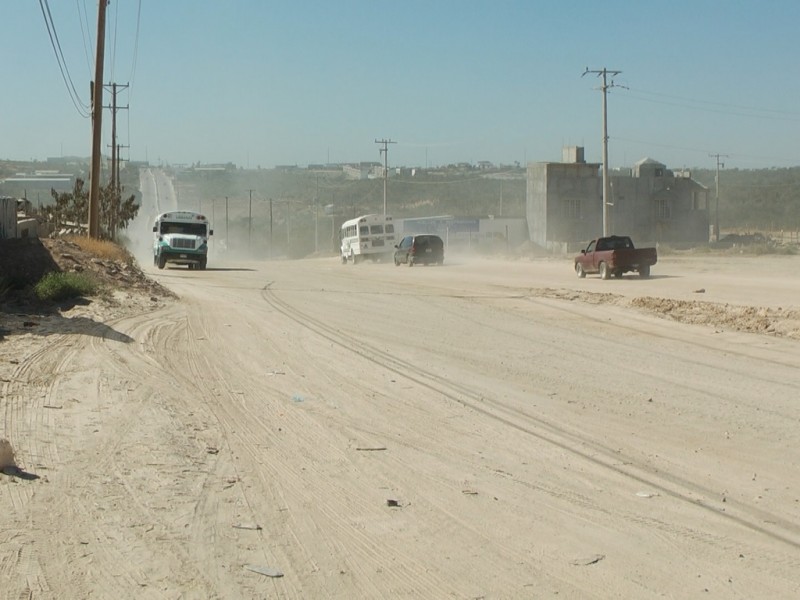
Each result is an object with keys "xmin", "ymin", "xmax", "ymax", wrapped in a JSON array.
[{"xmin": 4, "ymin": 161, "xmax": 800, "ymax": 251}]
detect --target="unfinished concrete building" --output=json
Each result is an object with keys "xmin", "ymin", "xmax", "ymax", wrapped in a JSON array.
[{"xmin": 526, "ymin": 147, "xmax": 709, "ymax": 251}]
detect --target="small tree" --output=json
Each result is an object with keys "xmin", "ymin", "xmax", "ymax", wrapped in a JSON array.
[
  {"xmin": 100, "ymin": 182, "xmax": 139, "ymax": 240},
  {"xmin": 48, "ymin": 178, "xmax": 89, "ymax": 233},
  {"xmin": 47, "ymin": 178, "xmax": 139, "ymax": 240}
]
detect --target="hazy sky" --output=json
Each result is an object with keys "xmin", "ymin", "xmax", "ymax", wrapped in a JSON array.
[{"xmin": 3, "ymin": 1, "xmax": 799, "ymax": 170}]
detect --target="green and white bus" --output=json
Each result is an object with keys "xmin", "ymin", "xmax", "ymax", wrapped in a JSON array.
[{"xmin": 153, "ymin": 211, "xmax": 213, "ymax": 270}]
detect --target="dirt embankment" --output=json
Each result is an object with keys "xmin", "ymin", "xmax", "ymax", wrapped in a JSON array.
[
  {"xmin": 527, "ymin": 286, "xmax": 800, "ymax": 339},
  {"xmin": 0, "ymin": 236, "xmax": 173, "ymax": 343}
]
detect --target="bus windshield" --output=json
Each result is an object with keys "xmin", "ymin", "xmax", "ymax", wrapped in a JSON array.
[{"xmin": 160, "ymin": 222, "xmax": 208, "ymax": 236}]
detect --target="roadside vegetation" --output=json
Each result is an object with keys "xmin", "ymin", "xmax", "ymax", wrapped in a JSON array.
[
  {"xmin": 64, "ymin": 235, "xmax": 130, "ymax": 262},
  {"xmin": 34, "ymin": 271, "xmax": 98, "ymax": 302}
]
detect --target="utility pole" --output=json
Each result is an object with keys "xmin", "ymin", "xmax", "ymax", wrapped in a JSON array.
[
  {"xmin": 105, "ymin": 83, "xmax": 129, "ymax": 192},
  {"xmin": 88, "ymin": 0, "xmax": 108, "ymax": 239},
  {"xmin": 583, "ymin": 67, "xmax": 622, "ymax": 237},
  {"xmin": 248, "ymin": 189, "xmax": 254, "ymax": 250},
  {"xmin": 105, "ymin": 82, "xmax": 128, "ymax": 239},
  {"xmin": 499, "ymin": 181, "xmax": 503, "ymax": 217},
  {"xmin": 375, "ymin": 138, "xmax": 396, "ymax": 217},
  {"xmin": 709, "ymin": 153, "xmax": 729, "ymax": 242},
  {"xmin": 314, "ymin": 175, "xmax": 319, "ymax": 254}
]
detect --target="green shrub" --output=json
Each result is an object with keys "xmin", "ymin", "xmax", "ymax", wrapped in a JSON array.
[{"xmin": 34, "ymin": 272, "xmax": 99, "ymax": 302}]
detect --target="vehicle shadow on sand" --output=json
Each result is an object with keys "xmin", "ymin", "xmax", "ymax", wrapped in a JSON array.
[
  {"xmin": 156, "ymin": 267, "xmax": 257, "ymax": 272},
  {"xmin": 202, "ymin": 267, "xmax": 257, "ymax": 272},
  {"xmin": 0, "ymin": 306, "xmax": 134, "ymax": 344},
  {"xmin": 1, "ymin": 466, "xmax": 40, "ymax": 481}
]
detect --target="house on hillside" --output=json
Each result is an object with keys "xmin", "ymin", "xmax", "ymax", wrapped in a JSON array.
[{"xmin": 526, "ymin": 147, "xmax": 709, "ymax": 251}]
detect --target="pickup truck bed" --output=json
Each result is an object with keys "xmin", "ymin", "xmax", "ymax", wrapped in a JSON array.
[{"xmin": 574, "ymin": 235, "xmax": 657, "ymax": 279}]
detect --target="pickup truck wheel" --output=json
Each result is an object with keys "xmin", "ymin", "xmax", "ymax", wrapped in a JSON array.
[
  {"xmin": 599, "ymin": 262, "xmax": 610, "ymax": 280},
  {"xmin": 639, "ymin": 265, "xmax": 651, "ymax": 278},
  {"xmin": 575, "ymin": 263, "xmax": 586, "ymax": 278}
]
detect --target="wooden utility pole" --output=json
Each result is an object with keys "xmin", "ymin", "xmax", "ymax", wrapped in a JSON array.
[
  {"xmin": 106, "ymin": 83, "xmax": 129, "ymax": 192},
  {"xmin": 89, "ymin": 0, "xmax": 108, "ymax": 239},
  {"xmin": 106, "ymin": 82, "xmax": 128, "ymax": 239}
]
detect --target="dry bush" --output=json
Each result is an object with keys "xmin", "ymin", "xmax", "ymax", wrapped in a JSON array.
[{"xmin": 64, "ymin": 235, "xmax": 130, "ymax": 262}]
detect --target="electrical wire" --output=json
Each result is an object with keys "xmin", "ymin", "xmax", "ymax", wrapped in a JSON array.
[
  {"xmin": 123, "ymin": 0, "xmax": 143, "ymax": 161},
  {"xmin": 128, "ymin": 0, "xmax": 142, "ymax": 87},
  {"xmin": 611, "ymin": 136, "xmax": 800, "ymax": 167},
  {"xmin": 76, "ymin": 0, "xmax": 93, "ymax": 74},
  {"xmin": 39, "ymin": 0, "xmax": 91, "ymax": 118},
  {"xmin": 617, "ymin": 87, "xmax": 800, "ymax": 122},
  {"xmin": 110, "ymin": 0, "xmax": 119, "ymax": 82}
]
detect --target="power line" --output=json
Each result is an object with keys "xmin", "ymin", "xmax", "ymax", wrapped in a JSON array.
[
  {"xmin": 619, "ymin": 87, "xmax": 800, "ymax": 120},
  {"xmin": 76, "ymin": 0, "xmax": 93, "ymax": 74},
  {"xmin": 128, "ymin": 0, "xmax": 143, "ymax": 87},
  {"xmin": 109, "ymin": 0, "xmax": 119, "ymax": 82},
  {"xmin": 612, "ymin": 135, "xmax": 800, "ymax": 166},
  {"xmin": 39, "ymin": 0, "xmax": 90, "ymax": 118},
  {"xmin": 618, "ymin": 90, "xmax": 800, "ymax": 123}
]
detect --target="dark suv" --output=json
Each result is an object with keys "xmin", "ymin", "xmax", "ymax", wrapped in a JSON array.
[{"xmin": 393, "ymin": 234, "xmax": 444, "ymax": 266}]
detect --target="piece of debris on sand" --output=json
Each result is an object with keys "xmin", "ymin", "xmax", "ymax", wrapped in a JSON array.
[{"xmin": 0, "ymin": 438, "xmax": 17, "ymax": 471}]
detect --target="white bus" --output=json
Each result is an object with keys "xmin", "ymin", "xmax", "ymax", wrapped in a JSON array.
[
  {"xmin": 153, "ymin": 210, "xmax": 213, "ymax": 270},
  {"xmin": 340, "ymin": 214, "xmax": 396, "ymax": 263}
]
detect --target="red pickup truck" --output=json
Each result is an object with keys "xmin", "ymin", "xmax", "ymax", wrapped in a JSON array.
[{"xmin": 574, "ymin": 235, "xmax": 657, "ymax": 279}]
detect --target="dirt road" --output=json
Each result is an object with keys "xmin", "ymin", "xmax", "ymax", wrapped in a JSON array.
[{"xmin": 2, "ymin": 247, "xmax": 800, "ymax": 599}]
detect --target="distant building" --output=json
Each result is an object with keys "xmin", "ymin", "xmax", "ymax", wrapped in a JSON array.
[
  {"xmin": 343, "ymin": 162, "xmax": 383, "ymax": 180},
  {"xmin": 0, "ymin": 196, "xmax": 16, "ymax": 239},
  {"xmin": 192, "ymin": 163, "xmax": 235, "ymax": 172},
  {"xmin": 526, "ymin": 147, "xmax": 709, "ymax": 251},
  {"xmin": 0, "ymin": 171, "xmax": 75, "ymax": 201},
  {"xmin": 398, "ymin": 215, "xmax": 528, "ymax": 250}
]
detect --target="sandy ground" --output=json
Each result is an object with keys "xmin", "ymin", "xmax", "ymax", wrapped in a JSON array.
[
  {"xmin": 2, "ymin": 169, "xmax": 800, "ymax": 598},
  {"xmin": 1, "ymin": 248, "xmax": 800, "ymax": 599}
]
